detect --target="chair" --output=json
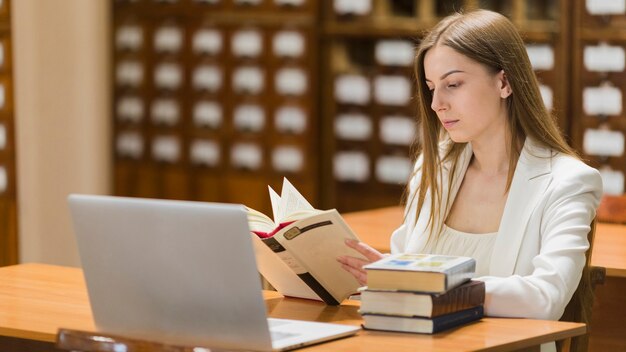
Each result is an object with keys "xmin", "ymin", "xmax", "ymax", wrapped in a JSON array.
[
  {"xmin": 556, "ymin": 220, "xmax": 606, "ymax": 352},
  {"xmin": 55, "ymin": 329, "xmax": 223, "ymax": 352}
]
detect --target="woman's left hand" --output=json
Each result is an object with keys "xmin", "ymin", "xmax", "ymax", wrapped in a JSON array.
[{"xmin": 337, "ymin": 239, "xmax": 385, "ymax": 286}]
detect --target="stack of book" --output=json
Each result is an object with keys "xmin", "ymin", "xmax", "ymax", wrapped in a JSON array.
[{"xmin": 360, "ymin": 253, "xmax": 485, "ymax": 334}]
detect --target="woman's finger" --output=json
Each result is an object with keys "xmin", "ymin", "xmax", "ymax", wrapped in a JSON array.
[{"xmin": 345, "ymin": 239, "xmax": 384, "ymax": 262}]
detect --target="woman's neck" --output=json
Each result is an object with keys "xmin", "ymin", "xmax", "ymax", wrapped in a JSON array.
[{"xmin": 469, "ymin": 132, "xmax": 512, "ymax": 176}]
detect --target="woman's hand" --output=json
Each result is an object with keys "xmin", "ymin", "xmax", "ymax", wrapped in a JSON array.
[{"xmin": 337, "ymin": 239, "xmax": 385, "ymax": 286}]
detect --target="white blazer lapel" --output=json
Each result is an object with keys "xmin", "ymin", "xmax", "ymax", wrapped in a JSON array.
[{"xmin": 489, "ymin": 138, "xmax": 553, "ymax": 276}]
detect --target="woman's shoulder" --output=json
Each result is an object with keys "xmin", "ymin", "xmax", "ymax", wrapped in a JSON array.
[{"xmin": 526, "ymin": 138, "xmax": 601, "ymax": 185}]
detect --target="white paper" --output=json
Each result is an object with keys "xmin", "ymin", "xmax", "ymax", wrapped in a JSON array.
[
  {"xmin": 232, "ymin": 29, "xmax": 263, "ymax": 58},
  {"xmin": 234, "ymin": 104, "xmax": 265, "ymax": 132},
  {"xmin": 275, "ymin": 68, "xmax": 307, "ymax": 95},
  {"xmin": 233, "ymin": 66, "xmax": 264, "ymax": 94},
  {"xmin": 272, "ymin": 146, "xmax": 304, "ymax": 173},
  {"xmin": 526, "ymin": 44, "xmax": 555, "ymax": 71},
  {"xmin": 117, "ymin": 97, "xmax": 144, "ymax": 123},
  {"xmin": 275, "ymin": 106, "xmax": 307, "ymax": 134},
  {"xmin": 584, "ymin": 44, "xmax": 626, "ymax": 72},
  {"xmin": 374, "ymin": 75, "xmax": 412, "ymax": 106},
  {"xmin": 0, "ymin": 166, "xmax": 6, "ymax": 193},
  {"xmin": 190, "ymin": 140, "xmax": 220, "ymax": 166},
  {"xmin": 193, "ymin": 101, "xmax": 222, "ymax": 128},
  {"xmin": 151, "ymin": 99, "xmax": 180, "ymax": 125},
  {"xmin": 599, "ymin": 167, "xmax": 625, "ymax": 195},
  {"xmin": 0, "ymin": 123, "xmax": 5, "ymax": 150},
  {"xmin": 193, "ymin": 29, "xmax": 222, "ymax": 55},
  {"xmin": 152, "ymin": 136, "xmax": 180, "ymax": 162},
  {"xmin": 583, "ymin": 128, "xmax": 625, "ymax": 156},
  {"xmin": 276, "ymin": 177, "xmax": 315, "ymax": 222},
  {"xmin": 586, "ymin": 0, "xmax": 626, "ymax": 15},
  {"xmin": 154, "ymin": 26, "xmax": 183, "ymax": 53},
  {"xmin": 583, "ymin": 85, "xmax": 622, "ymax": 115},
  {"xmin": 193, "ymin": 65, "xmax": 222, "ymax": 91},
  {"xmin": 380, "ymin": 116, "xmax": 416, "ymax": 145},
  {"xmin": 273, "ymin": 31, "xmax": 305, "ymax": 58},
  {"xmin": 376, "ymin": 156, "xmax": 411, "ymax": 184},
  {"xmin": 375, "ymin": 40, "xmax": 415, "ymax": 67},
  {"xmin": 231, "ymin": 143, "xmax": 263, "ymax": 169},
  {"xmin": 154, "ymin": 63, "xmax": 182, "ymax": 89},
  {"xmin": 334, "ymin": 0, "xmax": 372, "ymax": 15},
  {"xmin": 116, "ymin": 131, "xmax": 143, "ymax": 158},
  {"xmin": 115, "ymin": 25, "xmax": 143, "ymax": 51},
  {"xmin": 334, "ymin": 74, "xmax": 370, "ymax": 105},
  {"xmin": 116, "ymin": 61, "xmax": 143, "ymax": 86},
  {"xmin": 334, "ymin": 151, "xmax": 370, "ymax": 182},
  {"xmin": 268, "ymin": 186, "xmax": 281, "ymax": 222},
  {"xmin": 335, "ymin": 113, "xmax": 372, "ymax": 140},
  {"xmin": 539, "ymin": 84, "xmax": 554, "ymax": 110}
]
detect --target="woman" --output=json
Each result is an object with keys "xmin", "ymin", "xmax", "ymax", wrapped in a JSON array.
[{"xmin": 337, "ymin": 9, "xmax": 602, "ymax": 326}]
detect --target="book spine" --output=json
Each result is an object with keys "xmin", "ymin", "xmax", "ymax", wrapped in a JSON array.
[
  {"xmin": 430, "ymin": 281, "xmax": 485, "ymax": 317},
  {"xmin": 431, "ymin": 305, "xmax": 484, "ymax": 333},
  {"xmin": 262, "ymin": 236, "xmax": 339, "ymax": 305}
]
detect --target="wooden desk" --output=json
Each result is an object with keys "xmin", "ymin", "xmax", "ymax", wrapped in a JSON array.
[
  {"xmin": 0, "ymin": 263, "xmax": 585, "ymax": 352},
  {"xmin": 344, "ymin": 206, "xmax": 626, "ymax": 277}
]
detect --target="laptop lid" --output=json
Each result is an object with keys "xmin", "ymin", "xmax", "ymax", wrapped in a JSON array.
[{"xmin": 68, "ymin": 195, "xmax": 274, "ymax": 351}]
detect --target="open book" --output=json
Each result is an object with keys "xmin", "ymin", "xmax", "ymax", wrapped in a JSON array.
[{"xmin": 247, "ymin": 178, "xmax": 366, "ymax": 305}]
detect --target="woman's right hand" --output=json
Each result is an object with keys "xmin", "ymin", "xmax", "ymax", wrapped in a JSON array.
[{"xmin": 337, "ymin": 239, "xmax": 385, "ymax": 286}]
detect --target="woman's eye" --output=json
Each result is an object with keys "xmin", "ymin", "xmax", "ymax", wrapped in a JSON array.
[{"xmin": 447, "ymin": 83, "xmax": 458, "ymax": 88}]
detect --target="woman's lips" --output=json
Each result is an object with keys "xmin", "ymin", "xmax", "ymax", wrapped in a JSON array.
[{"xmin": 442, "ymin": 120, "xmax": 459, "ymax": 129}]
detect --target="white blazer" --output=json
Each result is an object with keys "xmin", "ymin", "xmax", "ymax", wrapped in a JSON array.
[{"xmin": 391, "ymin": 138, "xmax": 603, "ymax": 320}]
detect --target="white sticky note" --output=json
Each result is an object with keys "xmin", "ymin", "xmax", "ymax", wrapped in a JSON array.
[
  {"xmin": 116, "ymin": 61, "xmax": 143, "ymax": 86},
  {"xmin": 583, "ymin": 85, "xmax": 622, "ymax": 115},
  {"xmin": 190, "ymin": 140, "xmax": 220, "ymax": 166},
  {"xmin": 376, "ymin": 156, "xmax": 411, "ymax": 184},
  {"xmin": 275, "ymin": 106, "xmax": 307, "ymax": 134},
  {"xmin": 233, "ymin": 66, "xmax": 265, "ymax": 94},
  {"xmin": 335, "ymin": 113, "xmax": 372, "ymax": 140},
  {"xmin": 275, "ymin": 68, "xmax": 307, "ymax": 96},
  {"xmin": 334, "ymin": 0, "xmax": 372, "ymax": 15},
  {"xmin": 231, "ymin": 143, "xmax": 263, "ymax": 170},
  {"xmin": 539, "ymin": 84, "xmax": 554, "ymax": 110},
  {"xmin": 117, "ymin": 96, "xmax": 144, "ymax": 123},
  {"xmin": 334, "ymin": 151, "xmax": 370, "ymax": 182},
  {"xmin": 273, "ymin": 31, "xmax": 305, "ymax": 58},
  {"xmin": 193, "ymin": 101, "xmax": 222, "ymax": 128},
  {"xmin": 193, "ymin": 29, "xmax": 223, "ymax": 55},
  {"xmin": 234, "ymin": 104, "xmax": 265, "ymax": 132},
  {"xmin": 151, "ymin": 99, "xmax": 180, "ymax": 125},
  {"xmin": 375, "ymin": 40, "xmax": 415, "ymax": 67},
  {"xmin": 380, "ymin": 116, "xmax": 416, "ymax": 145},
  {"xmin": 232, "ymin": 30, "xmax": 263, "ymax": 58},
  {"xmin": 193, "ymin": 65, "xmax": 223, "ymax": 91},
  {"xmin": 584, "ymin": 44, "xmax": 626, "ymax": 72},
  {"xmin": 116, "ymin": 25, "xmax": 143, "ymax": 51},
  {"xmin": 116, "ymin": 131, "xmax": 143, "ymax": 158},
  {"xmin": 583, "ymin": 128, "xmax": 625, "ymax": 156},
  {"xmin": 334, "ymin": 74, "xmax": 370, "ymax": 105},
  {"xmin": 0, "ymin": 123, "xmax": 6, "ymax": 150},
  {"xmin": 154, "ymin": 63, "xmax": 182, "ymax": 89},
  {"xmin": 599, "ymin": 168, "xmax": 625, "ymax": 195},
  {"xmin": 272, "ymin": 146, "xmax": 304, "ymax": 172},
  {"xmin": 152, "ymin": 136, "xmax": 180, "ymax": 163},
  {"xmin": 526, "ymin": 44, "xmax": 555, "ymax": 71},
  {"xmin": 586, "ymin": 0, "xmax": 626, "ymax": 15},
  {"xmin": 0, "ymin": 166, "xmax": 6, "ymax": 193},
  {"xmin": 374, "ymin": 75, "xmax": 412, "ymax": 106},
  {"xmin": 154, "ymin": 26, "xmax": 183, "ymax": 53}
]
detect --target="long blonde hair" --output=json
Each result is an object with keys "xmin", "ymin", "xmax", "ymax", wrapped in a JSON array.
[{"xmin": 409, "ymin": 9, "xmax": 576, "ymax": 235}]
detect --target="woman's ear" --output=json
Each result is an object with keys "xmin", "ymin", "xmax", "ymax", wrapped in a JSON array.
[{"xmin": 498, "ymin": 70, "xmax": 512, "ymax": 99}]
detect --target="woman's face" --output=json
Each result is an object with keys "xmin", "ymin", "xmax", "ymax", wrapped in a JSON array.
[{"xmin": 423, "ymin": 44, "xmax": 511, "ymax": 144}]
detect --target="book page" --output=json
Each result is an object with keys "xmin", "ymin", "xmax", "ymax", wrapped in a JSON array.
[
  {"xmin": 275, "ymin": 178, "xmax": 315, "ymax": 223},
  {"xmin": 268, "ymin": 185, "xmax": 281, "ymax": 222},
  {"xmin": 246, "ymin": 207, "xmax": 275, "ymax": 234}
]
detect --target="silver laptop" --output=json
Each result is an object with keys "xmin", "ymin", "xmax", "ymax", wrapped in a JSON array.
[{"xmin": 68, "ymin": 195, "xmax": 359, "ymax": 351}]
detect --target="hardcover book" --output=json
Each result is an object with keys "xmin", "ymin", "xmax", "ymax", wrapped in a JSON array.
[
  {"xmin": 362, "ymin": 305, "xmax": 484, "ymax": 334},
  {"xmin": 363, "ymin": 253, "xmax": 475, "ymax": 293},
  {"xmin": 359, "ymin": 280, "xmax": 485, "ymax": 318},
  {"xmin": 247, "ymin": 178, "xmax": 366, "ymax": 305}
]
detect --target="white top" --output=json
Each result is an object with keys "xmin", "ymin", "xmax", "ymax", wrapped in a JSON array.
[{"xmin": 421, "ymin": 225, "xmax": 497, "ymax": 277}]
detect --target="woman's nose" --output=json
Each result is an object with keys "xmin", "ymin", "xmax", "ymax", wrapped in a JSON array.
[{"xmin": 430, "ymin": 90, "xmax": 446, "ymax": 112}]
